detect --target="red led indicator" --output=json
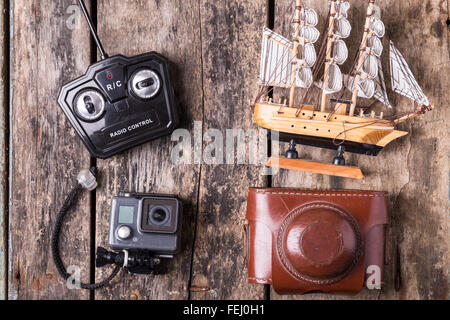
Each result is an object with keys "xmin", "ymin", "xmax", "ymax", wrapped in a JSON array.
[{"xmin": 108, "ymin": 73, "xmax": 113, "ymax": 79}]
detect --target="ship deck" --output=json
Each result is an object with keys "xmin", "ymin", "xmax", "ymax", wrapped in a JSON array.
[{"xmin": 254, "ymin": 102, "xmax": 409, "ymax": 147}]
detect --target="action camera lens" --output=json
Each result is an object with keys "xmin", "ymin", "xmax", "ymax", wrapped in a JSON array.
[
  {"xmin": 140, "ymin": 199, "xmax": 179, "ymax": 234},
  {"xmin": 148, "ymin": 206, "xmax": 170, "ymax": 226},
  {"xmin": 152, "ymin": 209, "xmax": 166, "ymax": 222}
]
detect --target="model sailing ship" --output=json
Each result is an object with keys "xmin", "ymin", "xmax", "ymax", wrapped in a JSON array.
[{"xmin": 254, "ymin": 0, "xmax": 433, "ymax": 179}]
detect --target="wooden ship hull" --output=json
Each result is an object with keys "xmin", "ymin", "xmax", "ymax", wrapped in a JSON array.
[{"xmin": 254, "ymin": 101, "xmax": 408, "ymax": 153}]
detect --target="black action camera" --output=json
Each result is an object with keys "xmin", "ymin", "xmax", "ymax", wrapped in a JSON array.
[
  {"xmin": 58, "ymin": 0, "xmax": 178, "ymax": 159},
  {"xmin": 96, "ymin": 192, "xmax": 183, "ymax": 274}
]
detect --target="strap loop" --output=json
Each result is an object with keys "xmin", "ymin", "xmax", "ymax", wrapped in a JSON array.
[{"xmin": 51, "ymin": 167, "xmax": 122, "ymax": 290}]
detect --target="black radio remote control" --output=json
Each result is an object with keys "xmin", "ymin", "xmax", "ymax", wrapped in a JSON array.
[{"xmin": 58, "ymin": 0, "xmax": 178, "ymax": 159}]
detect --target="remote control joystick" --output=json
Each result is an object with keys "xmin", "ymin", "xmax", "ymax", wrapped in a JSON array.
[
  {"xmin": 74, "ymin": 90, "xmax": 105, "ymax": 121},
  {"xmin": 131, "ymin": 69, "xmax": 161, "ymax": 100},
  {"xmin": 83, "ymin": 96, "xmax": 95, "ymax": 114},
  {"xmin": 58, "ymin": 0, "xmax": 178, "ymax": 159}
]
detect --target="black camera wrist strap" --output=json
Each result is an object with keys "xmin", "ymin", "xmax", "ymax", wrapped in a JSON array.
[{"xmin": 51, "ymin": 166, "xmax": 122, "ymax": 290}]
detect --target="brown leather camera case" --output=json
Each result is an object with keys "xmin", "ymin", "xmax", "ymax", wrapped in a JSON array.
[{"xmin": 246, "ymin": 188, "xmax": 389, "ymax": 294}]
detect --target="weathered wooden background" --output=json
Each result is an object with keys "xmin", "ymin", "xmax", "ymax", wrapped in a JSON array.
[{"xmin": 0, "ymin": 0, "xmax": 448, "ymax": 300}]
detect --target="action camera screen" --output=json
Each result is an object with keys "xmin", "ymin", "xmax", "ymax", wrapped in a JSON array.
[{"xmin": 118, "ymin": 205, "xmax": 135, "ymax": 224}]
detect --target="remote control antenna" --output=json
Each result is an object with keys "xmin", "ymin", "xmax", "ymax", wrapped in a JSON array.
[{"xmin": 78, "ymin": 0, "xmax": 108, "ymax": 60}]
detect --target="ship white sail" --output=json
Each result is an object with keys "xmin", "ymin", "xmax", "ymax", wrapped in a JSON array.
[
  {"xmin": 324, "ymin": 64, "xmax": 343, "ymax": 94},
  {"xmin": 300, "ymin": 7, "xmax": 319, "ymax": 26},
  {"xmin": 259, "ymin": 6, "xmax": 320, "ymax": 89},
  {"xmin": 344, "ymin": 75, "xmax": 373, "ymax": 99},
  {"xmin": 360, "ymin": 15, "xmax": 385, "ymax": 81},
  {"xmin": 367, "ymin": 36, "xmax": 383, "ymax": 57},
  {"xmin": 348, "ymin": 5, "xmax": 386, "ymax": 106},
  {"xmin": 293, "ymin": 7, "xmax": 320, "ymax": 88},
  {"xmin": 299, "ymin": 25, "xmax": 320, "ymax": 43},
  {"xmin": 333, "ymin": 40, "xmax": 348, "ymax": 65},
  {"xmin": 322, "ymin": 1, "xmax": 351, "ymax": 94},
  {"xmin": 363, "ymin": 53, "xmax": 379, "ymax": 78},
  {"xmin": 259, "ymin": 27, "xmax": 294, "ymax": 88},
  {"xmin": 297, "ymin": 42, "xmax": 317, "ymax": 67},
  {"xmin": 370, "ymin": 18, "xmax": 385, "ymax": 38},
  {"xmin": 343, "ymin": 56, "xmax": 391, "ymax": 107},
  {"xmin": 334, "ymin": 17, "xmax": 352, "ymax": 38},
  {"xmin": 390, "ymin": 41, "xmax": 430, "ymax": 106},
  {"xmin": 336, "ymin": 0, "xmax": 350, "ymax": 18},
  {"xmin": 296, "ymin": 67, "xmax": 314, "ymax": 88},
  {"xmin": 373, "ymin": 57, "xmax": 391, "ymax": 107}
]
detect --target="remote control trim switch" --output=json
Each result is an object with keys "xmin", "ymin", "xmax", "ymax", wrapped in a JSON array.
[
  {"xmin": 74, "ymin": 89, "xmax": 106, "ymax": 121},
  {"xmin": 131, "ymin": 69, "xmax": 161, "ymax": 99}
]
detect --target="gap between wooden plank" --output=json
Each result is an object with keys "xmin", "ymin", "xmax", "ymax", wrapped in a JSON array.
[
  {"xmin": 187, "ymin": 0, "xmax": 206, "ymax": 301},
  {"xmin": 8, "ymin": 0, "xmax": 93, "ymax": 299},
  {"xmin": 189, "ymin": 0, "xmax": 269, "ymax": 300},
  {"xmin": 88, "ymin": 0, "xmax": 97, "ymax": 301},
  {"xmin": 0, "ymin": 0, "xmax": 11, "ymax": 301},
  {"xmin": 265, "ymin": 0, "xmax": 275, "ymax": 302}
]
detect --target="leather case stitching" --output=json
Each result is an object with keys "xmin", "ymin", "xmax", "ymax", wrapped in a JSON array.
[
  {"xmin": 249, "ymin": 277, "xmax": 272, "ymax": 282},
  {"xmin": 252, "ymin": 191, "xmax": 385, "ymax": 197}
]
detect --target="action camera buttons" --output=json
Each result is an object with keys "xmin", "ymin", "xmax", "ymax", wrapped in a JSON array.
[{"xmin": 117, "ymin": 225, "xmax": 132, "ymax": 240}]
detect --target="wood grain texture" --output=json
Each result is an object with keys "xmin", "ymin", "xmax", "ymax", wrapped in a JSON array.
[
  {"xmin": 0, "ymin": 0, "xmax": 7, "ymax": 300},
  {"xmin": 189, "ymin": 0, "xmax": 268, "ymax": 300},
  {"xmin": 8, "ymin": 0, "xmax": 92, "ymax": 299},
  {"xmin": 94, "ymin": 0, "xmax": 203, "ymax": 300},
  {"xmin": 271, "ymin": 0, "xmax": 449, "ymax": 300},
  {"xmin": 3, "ymin": 0, "xmax": 448, "ymax": 301}
]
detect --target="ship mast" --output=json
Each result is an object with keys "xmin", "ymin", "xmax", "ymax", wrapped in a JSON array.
[
  {"xmin": 349, "ymin": 0, "xmax": 375, "ymax": 116},
  {"xmin": 320, "ymin": 0, "xmax": 338, "ymax": 112},
  {"xmin": 289, "ymin": 0, "xmax": 303, "ymax": 107}
]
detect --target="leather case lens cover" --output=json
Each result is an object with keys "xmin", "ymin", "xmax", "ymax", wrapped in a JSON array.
[{"xmin": 246, "ymin": 188, "xmax": 389, "ymax": 294}]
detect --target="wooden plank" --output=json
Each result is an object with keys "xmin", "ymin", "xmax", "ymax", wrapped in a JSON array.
[
  {"xmin": 189, "ymin": 1, "xmax": 268, "ymax": 300},
  {"xmin": 94, "ymin": 0, "xmax": 203, "ymax": 300},
  {"xmin": 3, "ymin": 0, "xmax": 447, "ymax": 301},
  {"xmin": 271, "ymin": 0, "xmax": 449, "ymax": 300},
  {"xmin": 377, "ymin": 0, "xmax": 449, "ymax": 300},
  {"xmin": 0, "ymin": 0, "xmax": 7, "ymax": 301},
  {"xmin": 8, "ymin": 0, "xmax": 92, "ymax": 299}
]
